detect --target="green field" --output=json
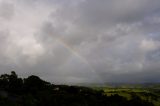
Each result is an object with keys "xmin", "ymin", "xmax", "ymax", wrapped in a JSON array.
[{"xmin": 94, "ymin": 85, "xmax": 160, "ymax": 106}]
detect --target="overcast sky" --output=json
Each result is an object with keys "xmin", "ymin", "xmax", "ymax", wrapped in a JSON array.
[{"xmin": 0, "ymin": 0, "xmax": 160, "ymax": 84}]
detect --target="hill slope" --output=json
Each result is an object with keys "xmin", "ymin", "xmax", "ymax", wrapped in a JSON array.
[{"xmin": 0, "ymin": 71, "xmax": 154, "ymax": 106}]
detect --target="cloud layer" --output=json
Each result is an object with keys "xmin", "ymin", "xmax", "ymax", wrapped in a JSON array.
[{"xmin": 0, "ymin": 0, "xmax": 160, "ymax": 84}]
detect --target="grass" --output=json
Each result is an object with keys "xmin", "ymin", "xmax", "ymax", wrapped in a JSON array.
[{"xmin": 93, "ymin": 85, "xmax": 160, "ymax": 106}]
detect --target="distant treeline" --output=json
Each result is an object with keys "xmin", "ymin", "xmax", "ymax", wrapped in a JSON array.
[{"xmin": 0, "ymin": 71, "xmax": 154, "ymax": 106}]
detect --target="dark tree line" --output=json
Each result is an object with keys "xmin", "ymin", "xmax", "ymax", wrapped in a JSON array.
[{"xmin": 0, "ymin": 71, "xmax": 154, "ymax": 106}]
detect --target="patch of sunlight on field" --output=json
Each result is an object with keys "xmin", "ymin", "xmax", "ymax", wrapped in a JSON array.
[
  {"xmin": 96, "ymin": 87, "xmax": 160, "ymax": 106},
  {"xmin": 105, "ymin": 92, "xmax": 132, "ymax": 100}
]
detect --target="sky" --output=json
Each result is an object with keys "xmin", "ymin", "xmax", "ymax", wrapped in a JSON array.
[{"xmin": 0, "ymin": 0, "xmax": 160, "ymax": 84}]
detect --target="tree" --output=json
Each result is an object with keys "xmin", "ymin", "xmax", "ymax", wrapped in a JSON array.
[{"xmin": 24, "ymin": 75, "xmax": 50, "ymax": 92}]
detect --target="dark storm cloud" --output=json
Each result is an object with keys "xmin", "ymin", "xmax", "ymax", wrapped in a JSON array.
[{"xmin": 0, "ymin": 0, "xmax": 160, "ymax": 83}]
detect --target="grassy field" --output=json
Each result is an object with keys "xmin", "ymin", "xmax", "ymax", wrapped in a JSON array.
[{"xmin": 94, "ymin": 84, "xmax": 160, "ymax": 106}]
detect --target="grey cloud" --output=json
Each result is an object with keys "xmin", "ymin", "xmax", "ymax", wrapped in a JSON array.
[
  {"xmin": 72, "ymin": 0, "xmax": 160, "ymax": 26},
  {"xmin": 0, "ymin": 2, "xmax": 15, "ymax": 20},
  {"xmin": 0, "ymin": 0, "xmax": 160, "ymax": 84},
  {"xmin": 35, "ymin": 0, "xmax": 160, "ymax": 83}
]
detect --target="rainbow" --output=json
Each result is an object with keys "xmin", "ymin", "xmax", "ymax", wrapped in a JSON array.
[{"xmin": 54, "ymin": 37, "xmax": 104, "ymax": 84}]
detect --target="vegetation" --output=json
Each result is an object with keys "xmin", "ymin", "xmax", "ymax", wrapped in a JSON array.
[
  {"xmin": 0, "ymin": 71, "xmax": 155, "ymax": 106},
  {"xmin": 95, "ymin": 85, "xmax": 160, "ymax": 106}
]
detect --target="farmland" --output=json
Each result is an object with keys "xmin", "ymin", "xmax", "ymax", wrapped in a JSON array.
[{"xmin": 94, "ymin": 84, "xmax": 160, "ymax": 106}]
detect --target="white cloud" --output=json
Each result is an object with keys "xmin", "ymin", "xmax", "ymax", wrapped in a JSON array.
[{"xmin": 140, "ymin": 39, "xmax": 157, "ymax": 51}]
